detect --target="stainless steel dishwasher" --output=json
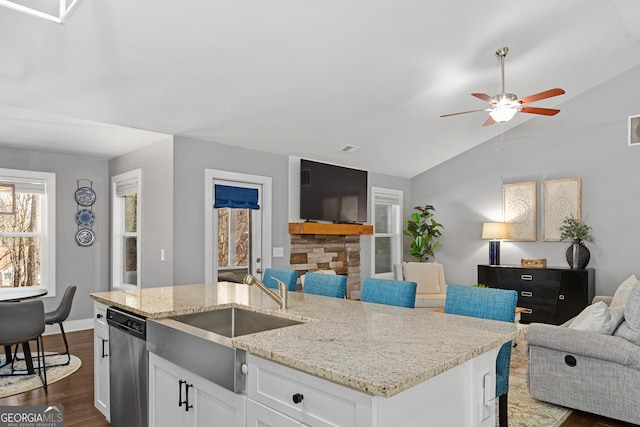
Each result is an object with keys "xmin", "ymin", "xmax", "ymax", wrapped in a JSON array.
[{"xmin": 107, "ymin": 307, "xmax": 148, "ymax": 427}]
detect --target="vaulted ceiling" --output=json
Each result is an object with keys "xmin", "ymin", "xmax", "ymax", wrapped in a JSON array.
[{"xmin": 1, "ymin": 0, "xmax": 640, "ymax": 178}]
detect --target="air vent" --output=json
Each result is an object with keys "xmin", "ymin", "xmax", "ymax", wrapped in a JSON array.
[{"xmin": 339, "ymin": 144, "xmax": 361, "ymax": 154}]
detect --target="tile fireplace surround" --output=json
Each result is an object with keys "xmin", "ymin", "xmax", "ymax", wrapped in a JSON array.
[{"xmin": 288, "ymin": 222, "xmax": 373, "ymax": 299}]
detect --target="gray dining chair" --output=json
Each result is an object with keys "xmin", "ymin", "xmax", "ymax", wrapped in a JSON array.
[
  {"xmin": 0, "ymin": 299, "xmax": 47, "ymax": 389},
  {"xmin": 45, "ymin": 284, "xmax": 77, "ymax": 366}
]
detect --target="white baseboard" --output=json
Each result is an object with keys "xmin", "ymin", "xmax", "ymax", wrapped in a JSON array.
[{"xmin": 44, "ymin": 317, "xmax": 93, "ymax": 336}]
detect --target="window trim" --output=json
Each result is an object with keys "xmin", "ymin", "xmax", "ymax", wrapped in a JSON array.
[
  {"xmin": 370, "ymin": 186, "xmax": 403, "ymax": 279},
  {"xmin": 0, "ymin": 168, "xmax": 56, "ymax": 297},
  {"xmin": 111, "ymin": 169, "xmax": 142, "ymax": 290}
]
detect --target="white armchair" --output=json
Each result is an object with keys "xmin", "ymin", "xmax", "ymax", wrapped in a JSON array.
[{"xmin": 394, "ymin": 262, "xmax": 447, "ymax": 309}]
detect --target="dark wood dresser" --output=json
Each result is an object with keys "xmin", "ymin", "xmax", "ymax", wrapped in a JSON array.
[{"xmin": 477, "ymin": 265, "xmax": 595, "ymax": 325}]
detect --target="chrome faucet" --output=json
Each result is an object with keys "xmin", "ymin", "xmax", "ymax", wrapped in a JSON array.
[{"xmin": 243, "ymin": 274, "xmax": 288, "ymax": 310}]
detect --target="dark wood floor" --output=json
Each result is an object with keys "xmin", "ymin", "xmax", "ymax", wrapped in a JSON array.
[{"xmin": 0, "ymin": 329, "xmax": 635, "ymax": 426}]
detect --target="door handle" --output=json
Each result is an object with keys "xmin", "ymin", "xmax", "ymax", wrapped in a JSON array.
[
  {"xmin": 101, "ymin": 339, "xmax": 108, "ymax": 358},
  {"xmin": 178, "ymin": 380, "xmax": 194, "ymax": 411}
]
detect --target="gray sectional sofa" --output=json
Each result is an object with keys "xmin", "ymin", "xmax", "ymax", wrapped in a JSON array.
[{"xmin": 526, "ymin": 277, "xmax": 640, "ymax": 425}]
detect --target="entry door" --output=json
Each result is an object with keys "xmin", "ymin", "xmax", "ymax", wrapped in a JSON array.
[{"xmin": 212, "ymin": 180, "xmax": 263, "ymax": 282}]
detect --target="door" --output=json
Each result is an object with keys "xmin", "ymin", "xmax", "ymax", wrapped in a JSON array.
[
  {"xmin": 204, "ymin": 170, "xmax": 272, "ymax": 285},
  {"xmin": 213, "ymin": 180, "xmax": 263, "ymax": 282}
]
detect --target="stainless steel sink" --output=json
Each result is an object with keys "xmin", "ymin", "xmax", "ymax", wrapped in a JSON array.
[
  {"xmin": 146, "ymin": 307, "xmax": 303, "ymax": 392},
  {"xmin": 170, "ymin": 307, "xmax": 303, "ymax": 337}
]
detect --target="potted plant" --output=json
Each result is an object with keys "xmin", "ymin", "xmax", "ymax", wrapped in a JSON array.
[
  {"xmin": 559, "ymin": 215, "xmax": 594, "ymax": 269},
  {"xmin": 403, "ymin": 205, "xmax": 444, "ymax": 262}
]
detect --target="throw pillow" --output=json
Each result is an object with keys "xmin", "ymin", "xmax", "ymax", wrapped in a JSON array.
[
  {"xmin": 568, "ymin": 301, "xmax": 625, "ymax": 334},
  {"xmin": 610, "ymin": 274, "xmax": 639, "ymax": 307},
  {"xmin": 614, "ymin": 280, "xmax": 640, "ymax": 345}
]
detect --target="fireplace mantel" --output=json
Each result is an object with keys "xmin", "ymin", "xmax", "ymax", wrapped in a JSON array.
[{"xmin": 288, "ymin": 222, "xmax": 373, "ymax": 236}]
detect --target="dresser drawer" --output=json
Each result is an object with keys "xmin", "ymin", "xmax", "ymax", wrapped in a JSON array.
[
  {"xmin": 496, "ymin": 268, "xmax": 562, "ymax": 288},
  {"xmin": 518, "ymin": 301, "xmax": 557, "ymax": 324},
  {"xmin": 246, "ymin": 354, "xmax": 372, "ymax": 427}
]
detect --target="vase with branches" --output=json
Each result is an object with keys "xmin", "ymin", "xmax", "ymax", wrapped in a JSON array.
[{"xmin": 559, "ymin": 215, "xmax": 593, "ymax": 269}]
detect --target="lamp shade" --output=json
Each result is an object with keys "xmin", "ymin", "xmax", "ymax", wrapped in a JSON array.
[
  {"xmin": 489, "ymin": 106, "xmax": 517, "ymax": 123},
  {"xmin": 482, "ymin": 222, "xmax": 508, "ymax": 240}
]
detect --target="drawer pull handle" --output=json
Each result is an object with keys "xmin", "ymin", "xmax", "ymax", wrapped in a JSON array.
[
  {"xmin": 522, "ymin": 308, "xmax": 532, "ymax": 314},
  {"xmin": 521, "ymin": 275, "xmax": 533, "ymax": 281},
  {"xmin": 292, "ymin": 393, "xmax": 304, "ymax": 404},
  {"xmin": 521, "ymin": 291, "xmax": 533, "ymax": 297}
]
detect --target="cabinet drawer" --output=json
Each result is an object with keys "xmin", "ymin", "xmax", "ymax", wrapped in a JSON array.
[
  {"xmin": 94, "ymin": 302, "xmax": 108, "ymax": 329},
  {"xmin": 497, "ymin": 268, "xmax": 562, "ymax": 288},
  {"xmin": 246, "ymin": 355, "xmax": 372, "ymax": 427},
  {"xmin": 518, "ymin": 302, "xmax": 557, "ymax": 324},
  {"xmin": 514, "ymin": 285, "xmax": 560, "ymax": 305}
]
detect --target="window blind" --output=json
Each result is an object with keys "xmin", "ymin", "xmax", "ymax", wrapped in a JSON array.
[
  {"xmin": 115, "ymin": 178, "xmax": 138, "ymax": 197},
  {"xmin": 214, "ymin": 185, "xmax": 260, "ymax": 210}
]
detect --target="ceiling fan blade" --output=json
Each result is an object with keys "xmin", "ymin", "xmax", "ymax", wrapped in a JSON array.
[
  {"xmin": 440, "ymin": 109, "xmax": 485, "ymax": 118},
  {"xmin": 518, "ymin": 88, "xmax": 565, "ymax": 104},
  {"xmin": 520, "ymin": 106, "xmax": 560, "ymax": 116},
  {"xmin": 471, "ymin": 93, "xmax": 495, "ymax": 104},
  {"xmin": 482, "ymin": 116, "xmax": 496, "ymax": 126}
]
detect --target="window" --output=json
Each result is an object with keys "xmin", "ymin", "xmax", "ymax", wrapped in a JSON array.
[
  {"xmin": 112, "ymin": 169, "xmax": 141, "ymax": 290},
  {"xmin": 0, "ymin": 168, "xmax": 56, "ymax": 296},
  {"xmin": 371, "ymin": 187, "xmax": 403, "ymax": 278}
]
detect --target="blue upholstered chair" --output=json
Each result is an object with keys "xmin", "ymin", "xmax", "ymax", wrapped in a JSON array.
[
  {"xmin": 262, "ymin": 268, "xmax": 298, "ymax": 292},
  {"xmin": 303, "ymin": 273, "xmax": 347, "ymax": 298},
  {"xmin": 444, "ymin": 284, "xmax": 517, "ymax": 427},
  {"xmin": 360, "ymin": 278, "xmax": 417, "ymax": 308}
]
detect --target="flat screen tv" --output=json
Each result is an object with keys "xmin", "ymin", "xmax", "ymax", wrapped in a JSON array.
[{"xmin": 300, "ymin": 159, "xmax": 368, "ymax": 223}]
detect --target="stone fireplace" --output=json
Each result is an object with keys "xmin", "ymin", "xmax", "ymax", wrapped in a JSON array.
[{"xmin": 288, "ymin": 222, "xmax": 373, "ymax": 299}]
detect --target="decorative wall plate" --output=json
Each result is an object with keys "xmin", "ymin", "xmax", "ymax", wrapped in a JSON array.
[
  {"xmin": 75, "ymin": 228, "xmax": 95, "ymax": 246},
  {"xmin": 75, "ymin": 186, "xmax": 96, "ymax": 206},
  {"xmin": 76, "ymin": 209, "xmax": 95, "ymax": 226}
]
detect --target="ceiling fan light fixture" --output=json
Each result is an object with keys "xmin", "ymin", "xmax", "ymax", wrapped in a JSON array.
[{"xmin": 489, "ymin": 106, "xmax": 518, "ymax": 123}]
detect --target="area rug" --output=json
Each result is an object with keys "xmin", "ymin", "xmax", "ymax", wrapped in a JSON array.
[
  {"xmin": 0, "ymin": 353, "xmax": 82, "ymax": 398},
  {"xmin": 501, "ymin": 339, "xmax": 572, "ymax": 427}
]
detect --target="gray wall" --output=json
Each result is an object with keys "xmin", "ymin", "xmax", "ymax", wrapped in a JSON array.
[
  {"xmin": 0, "ymin": 146, "xmax": 109, "ymax": 321},
  {"xmin": 172, "ymin": 136, "xmax": 291, "ymax": 285},
  {"xmin": 108, "ymin": 136, "xmax": 175, "ymax": 288},
  {"xmin": 409, "ymin": 64, "xmax": 640, "ymax": 296}
]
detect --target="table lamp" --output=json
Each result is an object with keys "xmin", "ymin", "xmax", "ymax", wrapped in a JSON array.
[{"xmin": 482, "ymin": 222, "xmax": 508, "ymax": 265}]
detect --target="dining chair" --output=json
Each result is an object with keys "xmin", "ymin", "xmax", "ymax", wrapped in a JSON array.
[
  {"xmin": 303, "ymin": 273, "xmax": 347, "ymax": 298},
  {"xmin": 360, "ymin": 278, "xmax": 417, "ymax": 308},
  {"xmin": 444, "ymin": 284, "xmax": 517, "ymax": 427},
  {"xmin": 262, "ymin": 268, "xmax": 298, "ymax": 292},
  {"xmin": 45, "ymin": 284, "xmax": 77, "ymax": 366},
  {"xmin": 0, "ymin": 299, "xmax": 47, "ymax": 389}
]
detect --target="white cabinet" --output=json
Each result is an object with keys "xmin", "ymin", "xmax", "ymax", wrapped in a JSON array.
[
  {"xmin": 93, "ymin": 302, "xmax": 110, "ymax": 421},
  {"xmin": 246, "ymin": 399, "xmax": 303, "ymax": 427},
  {"xmin": 148, "ymin": 352, "xmax": 245, "ymax": 427},
  {"xmin": 246, "ymin": 354, "xmax": 372, "ymax": 427},
  {"xmin": 246, "ymin": 350, "xmax": 498, "ymax": 427}
]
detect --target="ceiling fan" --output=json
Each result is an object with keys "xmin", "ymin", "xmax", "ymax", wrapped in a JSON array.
[{"xmin": 441, "ymin": 47, "xmax": 565, "ymax": 126}]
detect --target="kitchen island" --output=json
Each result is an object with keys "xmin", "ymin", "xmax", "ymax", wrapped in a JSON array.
[{"xmin": 91, "ymin": 281, "xmax": 520, "ymax": 426}]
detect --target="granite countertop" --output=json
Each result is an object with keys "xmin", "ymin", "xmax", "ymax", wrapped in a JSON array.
[{"xmin": 91, "ymin": 282, "xmax": 521, "ymax": 398}]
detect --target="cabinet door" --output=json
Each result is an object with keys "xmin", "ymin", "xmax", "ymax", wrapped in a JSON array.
[
  {"xmin": 93, "ymin": 326, "xmax": 110, "ymax": 421},
  {"xmin": 247, "ymin": 399, "xmax": 302, "ymax": 427},
  {"xmin": 149, "ymin": 353, "xmax": 191, "ymax": 427},
  {"xmin": 193, "ymin": 373, "xmax": 245, "ymax": 427}
]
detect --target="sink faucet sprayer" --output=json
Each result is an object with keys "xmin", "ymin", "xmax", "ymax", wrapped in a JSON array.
[{"xmin": 243, "ymin": 274, "xmax": 288, "ymax": 310}]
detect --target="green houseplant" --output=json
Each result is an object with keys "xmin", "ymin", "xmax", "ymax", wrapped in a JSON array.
[
  {"xmin": 559, "ymin": 215, "xmax": 593, "ymax": 269},
  {"xmin": 403, "ymin": 205, "xmax": 444, "ymax": 262}
]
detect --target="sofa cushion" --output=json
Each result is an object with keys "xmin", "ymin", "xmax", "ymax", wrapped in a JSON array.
[
  {"xmin": 568, "ymin": 301, "xmax": 625, "ymax": 335},
  {"xmin": 611, "ymin": 274, "xmax": 639, "ymax": 307},
  {"xmin": 614, "ymin": 280, "xmax": 640, "ymax": 345}
]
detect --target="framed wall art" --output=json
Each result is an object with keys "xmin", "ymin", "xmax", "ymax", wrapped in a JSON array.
[
  {"xmin": 629, "ymin": 114, "xmax": 640, "ymax": 146},
  {"xmin": 502, "ymin": 181, "xmax": 536, "ymax": 241},
  {"xmin": 542, "ymin": 178, "xmax": 581, "ymax": 241}
]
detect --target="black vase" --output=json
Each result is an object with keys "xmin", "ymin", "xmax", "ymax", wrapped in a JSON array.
[{"xmin": 565, "ymin": 240, "xmax": 590, "ymax": 269}]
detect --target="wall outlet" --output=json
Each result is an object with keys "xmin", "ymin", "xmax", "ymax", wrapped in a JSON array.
[{"xmin": 273, "ymin": 247, "xmax": 284, "ymax": 257}]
